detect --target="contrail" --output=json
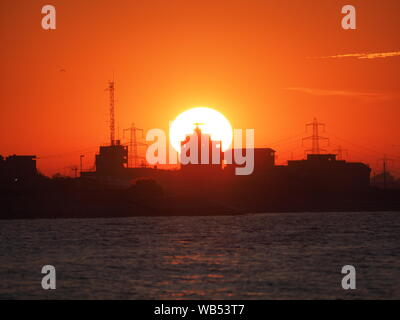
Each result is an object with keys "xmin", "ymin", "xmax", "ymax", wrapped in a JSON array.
[{"xmin": 313, "ymin": 51, "xmax": 400, "ymax": 59}]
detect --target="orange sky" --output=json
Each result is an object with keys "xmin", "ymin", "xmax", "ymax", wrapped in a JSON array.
[{"xmin": 1, "ymin": 0, "xmax": 400, "ymax": 176}]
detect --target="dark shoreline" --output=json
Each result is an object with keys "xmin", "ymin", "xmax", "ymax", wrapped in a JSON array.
[
  {"xmin": 2, "ymin": 179, "xmax": 400, "ymax": 220},
  {"xmin": 0, "ymin": 204, "xmax": 400, "ymax": 221}
]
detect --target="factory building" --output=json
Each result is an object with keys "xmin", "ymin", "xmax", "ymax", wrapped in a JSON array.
[
  {"xmin": 180, "ymin": 125, "xmax": 224, "ymax": 176},
  {"xmin": 81, "ymin": 140, "xmax": 160, "ymax": 185},
  {"xmin": 276, "ymin": 154, "xmax": 371, "ymax": 190},
  {"xmin": 95, "ymin": 140, "xmax": 128, "ymax": 177},
  {"xmin": 225, "ymin": 148, "xmax": 275, "ymax": 175}
]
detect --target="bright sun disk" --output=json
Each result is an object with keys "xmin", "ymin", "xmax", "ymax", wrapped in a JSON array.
[{"xmin": 169, "ymin": 107, "xmax": 233, "ymax": 153}]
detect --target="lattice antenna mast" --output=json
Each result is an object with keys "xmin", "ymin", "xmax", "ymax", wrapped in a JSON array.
[
  {"xmin": 107, "ymin": 81, "xmax": 116, "ymax": 145},
  {"xmin": 302, "ymin": 118, "xmax": 329, "ymax": 154},
  {"xmin": 123, "ymin": 123, "xmax": 145, "ymax": 167}
]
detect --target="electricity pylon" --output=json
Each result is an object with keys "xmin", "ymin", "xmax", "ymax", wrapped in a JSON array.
[
  {"xmin": 302, "ymin": 118, "xmax": 329, "ymax": 155},
  {"xmin": 333, "ymin": 146, "xmax": 348, "ymax": 160},
  {"xmin": 123, "ymin": 123, "xmax": 146, "ymax": 168}
]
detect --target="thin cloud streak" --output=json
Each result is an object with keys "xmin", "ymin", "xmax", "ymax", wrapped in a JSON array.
[
  {"xmin": 314, "ymin": 51, "xmax": 400, "ymax": 60},
  {"xmin": 285, "ymin": 87, "xmax": 395, "ymax": 101}
]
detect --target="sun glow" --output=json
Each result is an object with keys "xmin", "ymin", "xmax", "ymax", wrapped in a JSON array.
[{"xmin": 169, "ymin": 107, "xmax": 233, "ymax": 153}]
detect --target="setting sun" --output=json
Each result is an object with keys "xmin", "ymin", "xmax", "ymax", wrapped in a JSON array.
[{"xmin": 169, "ymin": 107, "xmax": 233, "ymax": 153}]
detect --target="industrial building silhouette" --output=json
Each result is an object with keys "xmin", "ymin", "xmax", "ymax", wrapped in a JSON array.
[
  {"xmin": 0, "ymin": 124, "xmax": 373, "ymax": 193},
  {"xmin": 2, "ymin": 125, "xmax": 400, "ymax": 220},
  {"xmin": 0, "ymin": 79, "xmax": 397, "ymax": 218},
  {"xmin": 76, "ymin": 126, "xmax": 372, "ymax": 192}
]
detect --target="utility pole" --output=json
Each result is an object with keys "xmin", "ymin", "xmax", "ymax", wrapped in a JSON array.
[
  {"xmin": 80, "ymin": 155, "xmax": 85, "ymax": 176},
  {"xmin": 123, "ymin": 123, "xmax": 146, "ymax": 168},
  {"xmin": 379, "ymin": 155, "xmax": 394, "ymax": 190},
  {"xmin": 69, "ymin": 165, "xmax": 78, "ymax": 178},
  {"xmin": 302, "ymin": 118, "xmax": 329, "ymax": 155}
]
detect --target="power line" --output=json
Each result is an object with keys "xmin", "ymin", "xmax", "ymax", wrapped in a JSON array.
[
  {"xmin": 37, "ymin": 146, "xmax": 99, "ymax": 160},
  {"xmin": 326, "ymin": 131, "xmax": 395, "ymax": 157},
  {"xmin": 264, "ymin": 131, "xmax": 306, "ymax": 148}
]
